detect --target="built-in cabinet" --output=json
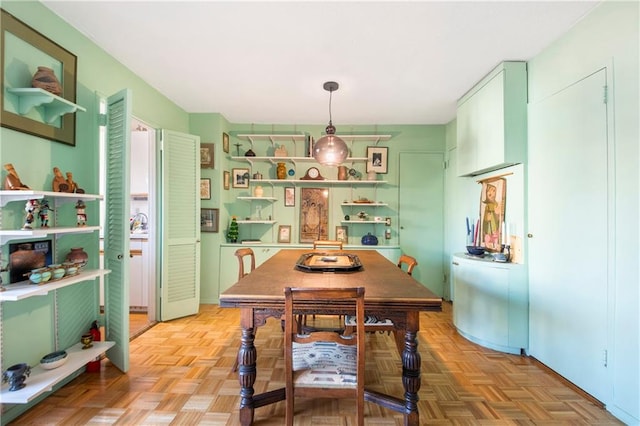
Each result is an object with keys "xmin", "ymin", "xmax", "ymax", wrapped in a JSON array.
[
  {"xmin": 456, "ymin": 61, "xmax": 527, "ymax": 176},
  {"xmin": 451, "ymin": 253, "xmax": 528, "ymax": 355},
  {"xmin": 0, "ymin": 190, "xmax": 113, "ymax": 404}
]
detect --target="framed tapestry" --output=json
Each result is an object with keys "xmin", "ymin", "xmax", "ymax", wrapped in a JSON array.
[
  {"xmin": 479, "ymin": 177, "xmax": 506, "ymax": 252},
  {"xmin": 299, "ymin": 187, "xmax": 329, "ymax": 243}
]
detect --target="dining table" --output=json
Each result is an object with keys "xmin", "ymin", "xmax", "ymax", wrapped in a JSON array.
[{"xmin": 219, "ymin": 248, "xmax": 443, "ymax": 426}]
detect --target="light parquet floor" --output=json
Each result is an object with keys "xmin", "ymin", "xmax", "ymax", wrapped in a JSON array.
[{"xmin": 8, "ymin": 302, "xmax": 622, "ymax": 425}]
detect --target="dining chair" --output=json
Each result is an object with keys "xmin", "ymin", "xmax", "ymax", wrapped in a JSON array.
[
  {"xmin": 234, "ymin": 248, "xmax": 256, "ymax": 279},
  {"xmin": 231, "ymin": 248, "xmax": 256, "ymax": 372},
  {"xmin": 312, "ymin": 240, "xmax": 343, "ymax": 250},
  {"xmin": 343, "ymin": 254, "xmax": 418, "ymax": 336},
  {"xmin": 284, "ymin": 286, "xmax": 366, "ymax": 426}
]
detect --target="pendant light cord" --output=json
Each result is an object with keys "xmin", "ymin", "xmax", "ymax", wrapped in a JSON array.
[{"xmin": 328, "ymin": 89, "xmax": 333, "ymax": 125}]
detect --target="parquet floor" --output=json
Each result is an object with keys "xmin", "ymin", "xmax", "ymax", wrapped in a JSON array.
[{"xmin": 8, "ymin": 302, "xmax": 622, "ymax": 425}]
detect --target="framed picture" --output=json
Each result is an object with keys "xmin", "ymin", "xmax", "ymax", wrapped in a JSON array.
[
  {"xmin": 200, "ymin": 208, "xmax": 219, "ymax": 232},
  {"xmin": 479, "ymin": 177, "xmax": 507, "ymax": 252},
  {"xmin": 200, "ymin": 178, "xmax": 211, "ymax": 200},
  {"xmin": 366, "ymin": 146, "xmax": 388, "ymax": 174},
  {"xmin": 223, "ymin": 170, "xmax": 230, "ymax": 190},
  {"xmin": 200, "ymin": 143, "xmax": 215, "ymax": 168},
  {"xmin": 222, "ymin": 132, "xmax": 229, "ymax": 153},
  {"xmin": 385, "ymin": 217, "xmax": 391, "ymax": 226},
  {"xmin": 278, "ymin": 225, "xmax": 292, "ymax": 243},
  {"xmin": 299, "ymin": 187, "xmax": 329, "ymax": 243},
  {"xmin": 284, "ymin": 187, "xmax": 295, "ymax": 207},
  {"xmin": 1, "ymin": 10, "xmax": 79, "ymax": 146},
  {"xmin": 232, "ymin": 168, "xmax": 250, "ymax": 188},
  {"xmin": 335, "ymin": 226, "xmax": 348, "ymax": 243}
]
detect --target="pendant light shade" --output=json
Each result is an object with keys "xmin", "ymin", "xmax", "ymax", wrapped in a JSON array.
[{"xmin": 313, "ymin": 81, "xmax": 348, "ymax": 166}]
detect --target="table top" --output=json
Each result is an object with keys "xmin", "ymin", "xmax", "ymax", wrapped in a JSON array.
[{"xmin": 220, "ymin": 249, "xmax": 442, "ymax": 311}]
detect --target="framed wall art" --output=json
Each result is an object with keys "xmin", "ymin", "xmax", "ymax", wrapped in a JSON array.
[
  {"xmin": 223, "ymin": 170, "xmax": 230, "ymax": 190},
  {"xmin": 200, "ymin": 143, "xmax": 215, "ymax": 168},
  {"xmin": 1, "ymin": 9, "xmax": 79, "ymax": 146},
  {"xmin": 278, "ymin": 225, "xmax": 291, "ymax": 243},
  {"xmin": 335, "ymin": 226, "xmax": 348, "ymax": 243},
  {"xmin": 200, "ymin": 178, "xmax": 211, "ymax": 200},
  {"xmin": 284, "ymin": 187, "xmax": 295, "ymax": 207},
  {"xmin": 366, "ymin": 146, "xmax": 388, "ymax": 174},
  {"xmin": 232, "ymin": 168, "xmax": 250, "ymax": 188},
  {"xmin": 299, "ymin": 187, "xmax": 329, "ymax": 243},
  {"xmin": 201, "ymin": 208, "xmax": 219, "ymax": 232},
  {"xmin": 222, "ymin": 132, "xmax": 229, "ymax": 153}
]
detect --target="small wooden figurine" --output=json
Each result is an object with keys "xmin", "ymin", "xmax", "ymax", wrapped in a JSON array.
[
  {"xmin": 52, "ymin": 167, "xmax": 69, "ymax": 192},
  {"xmin": 3, "ymin": 163, "xmax": 30, "ymax": 190}
]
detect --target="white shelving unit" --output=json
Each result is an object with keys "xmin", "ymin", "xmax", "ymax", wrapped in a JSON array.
[
  {"xmin": 6, "ymin": 88, "xmax": 86, "ymax": 124},
  {"xmin": 248, "ymin": 179, "xmax": 387, "ymax": 185},
  {"xmin": 0, "ymin": 269, "xmax": 109, "ymax": 301},
  {"xmin": 0, "ymin": 341, "xmax": 115, "ymax": 404}
]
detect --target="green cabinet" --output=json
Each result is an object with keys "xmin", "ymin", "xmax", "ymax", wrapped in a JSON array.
[
  {"xmin": 456, "ymin": 62, "xmax": 527, "ymax": 176},
  {"xmin": 451, "ymin": 253, "xmax": 528, "ymax": 354}
]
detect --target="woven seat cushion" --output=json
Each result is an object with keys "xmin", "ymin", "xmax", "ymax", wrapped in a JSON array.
[
  {"xmin": 344, "ymin": 315, "xmax": 393, "ymax": 326},
  {"xmin": 292, "ymin": 341, "xmax": 357, "ymax": 387}
]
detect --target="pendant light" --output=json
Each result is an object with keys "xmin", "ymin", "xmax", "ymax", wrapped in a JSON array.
[{"xmin": 313, "ymin": 81, "xmax": 348, "ymax": 166}]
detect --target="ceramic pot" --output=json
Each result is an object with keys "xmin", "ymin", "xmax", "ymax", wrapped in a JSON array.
[
  {"xmin": 254, "ymin": 186, "xmax": 264, "ymax": 197},
  {"xmin": 337, "ymin": 166, "xmax": 348, "ymax": 180},
  {"xmin": 31, "ymin": 66, "xmax": 62, "ymax": 96},
  {"xmin": 361, "ymin": 233, "xmax": 379, "ymax": 246},
  {"xmin": 2, "ymin": 363, "xmax": 31, "ymax": 391},
  {"xmin": 276, "ymin": 162, "xmax": 286, "ymax": 179},
  {"xmin": 66, "ymin": 247, "xmax": 88, "ymax": 268},
  {"xmin": 81, "ymin": 333, "xmax": 94, "ymax": 349},
  {"xmin": 10, "ymin": 243, "xmax": 46, "ymax": 275}
]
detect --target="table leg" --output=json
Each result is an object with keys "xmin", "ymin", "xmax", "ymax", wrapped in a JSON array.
[
  {"xmin": 401, "ymin": 315, "xmax": 421, "ymax": 426},
  {"xmin": 238, "ymin": 325, "xmax": 257, "ymax": 425}
]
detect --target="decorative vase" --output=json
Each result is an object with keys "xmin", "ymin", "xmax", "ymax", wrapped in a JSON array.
[
  {"xmin": 276, "ymin": 162, "xmax": 287, "ymax": 179},
  {"xmin": 31, "ymin": 66, "xmax": 62, "ymax": 96},
  {"xmin": 66, "ymin": 247, "xmax": 88, "ymax": 268},
  {"xmin": 2, "ymin": 363, "xmax": 31, "ymax": 391},
  {"xmin": 337, "ymin": 166, "xmax": 348, "ymax": 180},
  {"xmin": 254, "ymin": 185, "xmax": 264, "ymax": 197},
  {"xmin": 361, "ymin": 233, "xmax": 379, "ymax": 246},
  {"xmin": 81, "ymin": 333, "xmax": 94, "ymax": 349},
  {"xmin": 367, "ymin": 171, "xmax": 377, "ymax": 181}
]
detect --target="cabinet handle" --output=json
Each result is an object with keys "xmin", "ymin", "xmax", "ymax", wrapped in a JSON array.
[{"xmin": 452, "ymin": 261, "xmax": 459, "ymax": 266}]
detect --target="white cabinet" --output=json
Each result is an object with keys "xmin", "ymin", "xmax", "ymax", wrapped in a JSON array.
[
  {"xmin": 456, "ymin": 62, "xmax": 527, "ymax": 176},
  {"xmin": 451, "ymin": 253, "xmax": 528, "ymax": 354}
]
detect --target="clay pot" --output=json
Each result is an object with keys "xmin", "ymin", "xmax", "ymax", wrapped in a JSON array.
[
  {"xmin": 276, "ymin": 162, "xmax": 287, "ymax": 179},
  {"xmin": 66, "ymin": 247, "xmax": 88, "ymax": 268},
  {"xmin": 337, "ymin": 166, "xmax": 348, "ymax": 180},
  {"xmin": 2, "ymin": 363, "xmax": 31, "ymax": 391},
  {"xmin": 32, "ymin": 67, "xmax": 62, "ymax": 96}
]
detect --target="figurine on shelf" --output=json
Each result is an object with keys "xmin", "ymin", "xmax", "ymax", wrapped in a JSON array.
[
  {"xmin": 3, "ymin": 163, "xmax": 30, "ymax": 190},
  {"xmin": 75, "ymin": 200, "xmax": 87, "ymax": 227},
  {"xmin": 52, "ymin": 167, "xmax": 69, "ymax": 192},
  {"xmin": 23, "ymin": 199, "xmax": 40, "ymax": 230},
  {"xmin": 65, "ymin": 172, "xmax": 78, "ymax": 193},
  {"xmin": 39, "ymin": 199, "xmax": 53, "ymax": 228}
]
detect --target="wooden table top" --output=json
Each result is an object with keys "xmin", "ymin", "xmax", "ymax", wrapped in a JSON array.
[{"xmin": 219, "ymin": 249, "xmax": 442, "ymax": 312}]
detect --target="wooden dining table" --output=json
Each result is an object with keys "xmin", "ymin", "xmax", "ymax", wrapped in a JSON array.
[{"xmin": 219, "ymin": 249, "xmax": 442, "ymax": 426}]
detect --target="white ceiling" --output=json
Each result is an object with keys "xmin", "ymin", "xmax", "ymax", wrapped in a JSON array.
[{"xmin": 40, "ymin": 1, "xmax": 599, "ymax": 125}]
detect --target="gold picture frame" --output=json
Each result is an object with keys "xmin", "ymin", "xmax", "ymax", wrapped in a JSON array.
[
  {"xmin": 200, "ymin": 178, "xmax": 211, "ymax": 200},
  {"xmin": 1, "ymin": 9, "xmax": 78, "ymax": 146},
  {"xmin": 278, "ymin": 225, "xmax": 291, "ymax": 243},
  {"xmin": 222, "ymin": 132, "xmax": 229, "ymax": 153},
  {"xmin": 200, "ymin": 143, "xmax": 215, "ymax": 169},
  {"xmin": 201, "ymin": 208, "xmax": 219, "ymax": 232}
]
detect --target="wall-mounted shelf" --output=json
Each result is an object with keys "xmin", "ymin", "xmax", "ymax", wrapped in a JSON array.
[
  {"xmin": 0, "ymin": 341, "xmax": 115, "ymax": 404},
  {"xmin": 232, "ymin": 156, "xmax": 369, "ymax": 165},
  {"xmin": 341, "ymin": 202, "xmax": 388, "ymax": 206},
  {"xmin": 341, "ymin": 220, "xmax": 386, "ymax": 224},
  {"xmin": 0, "ymin": 190, "xmax": 103, "ymax": 208},
  {"xmin": 235, "ymin": 220, "xmax": 277, "ymax": 225},
  {"xmin": 0, "ymin": 226, "xmax": 100, "ymax": 245},
  {"xmin": 237, "ymin": 196, "xmax": 277, "ymax": 202},
  {"xmin": 0, "ymin": 269, "xmax": 110, "ymax": 302},
  {"xmin": 247, "ymin": 179, "xmax": 387, "ymax": 185},
  {"xmin": 7, "ymin": 88, "xmax": 86, "ymax": 124}
]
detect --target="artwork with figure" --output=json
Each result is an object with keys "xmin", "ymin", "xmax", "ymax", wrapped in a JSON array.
[
  {"xmin": 479, "ymin": 177, "xmax": 506, "ymax": 251},
  {"xmin": 299, "ymin": 188, "xmax": 329, "ymax": 243}
]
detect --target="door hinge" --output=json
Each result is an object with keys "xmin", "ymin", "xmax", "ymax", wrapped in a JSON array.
[
  {"xmin": 603, "ymin": 349, "xmax": 608, "ymax": 367},
  {"xmin": 98, "ymin": 113, "xmax": 107, "ymax": 127},
  {"xmin": 443, "ymin": 161, "xmax": 448, "ymax": 169},
  {"xmin": 603, "ymin": 85, "xmax": 608, "ymax": 104}
]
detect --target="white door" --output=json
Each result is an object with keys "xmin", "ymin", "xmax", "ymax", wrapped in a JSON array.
[
  {"xmin": 528, "ymin": 68, "xmax": 609, "ymax": 401},
  {"xmin": 103, "ymin": 89, "xmax": 132, "ymax": 372},
  {"xmin": 160, "ymin": 129, "xmax": 201, "ymax": 321},
  {"xmin": 399, "ymin": 152, "xmax": 445, "ymax": 296}
]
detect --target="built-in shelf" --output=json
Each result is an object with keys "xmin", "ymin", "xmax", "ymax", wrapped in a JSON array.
[
  {"xmin": 0, "ymin": 341, "xmax": 115, "ymax": 404},
  {"xmin": 6, "ymin": 88, "xmax": 86, "ymax": 124},
  {"xmin": 0, "ymin": 226, "xmax": 100, "ymax": 245},
  {"xmin": 247, "ymin": 179, "xmax": 386, "ymax": 185},
  {"xmin": 232, "ymin": 156, "xmax": 369, "ymax": 165},
  {"xmin": 237, "ymin": 196, "xmax": 277, "ymax": 202},
  {"xmin": 0, "ymin": 269, "xmax": 111, "ymax": 302},
  {"xmin": 0, "ymin": 190, "xmax": 103, "ymax": 207},
  {"xmin": 235, "ymin": 220, "xmax": 277, "ymax": 225},
  {"xmin": 341, "ymin": 220, "xmax": 386, "ymax": 224},
  {"xmin": 341, "ymin": 202, "xmax": 388, "ymax": 206}
]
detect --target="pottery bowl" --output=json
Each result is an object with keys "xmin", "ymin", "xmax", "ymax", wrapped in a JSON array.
[
  {"xmin": 40, "ymin": 350, "xmax": 68, "ymax": 370},
  {"xmin": 466, "ymin": 245, "xmax": 486, "ymax": 256},
  {"xmin": 62, "ymin": 262, "xmax": 78, "ymax": 276},
  {"xmin": 49, "ymin": 264, "xmax": 65, "ymax": 280},
  {"xmin": 40, "ymin": 270, "xmax": 52, "ymax": 282}
]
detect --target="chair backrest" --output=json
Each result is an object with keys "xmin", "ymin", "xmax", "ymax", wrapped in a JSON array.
[
  {"xmin": 234, "ymin": 248, "xmax": 256, "ymax": 280},
  {"xmin": 313, "ymin": 240, "xmax": 343, "ymax": 250},
  {"xmin": 284, "ymin": 286, "xmax": 365, "ymax": 425},
  {"xmin": 397, "ymin": 254, "xmax": 418, "ymax": 276}
]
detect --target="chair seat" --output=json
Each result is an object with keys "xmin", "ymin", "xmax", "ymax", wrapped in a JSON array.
[
  {"xmin": 292, "ymin": 341, "xmax": 357, "ymax": 388},
  {"xmin": 344, "ymin": 315, "xmax": 394, "ymax": 327}
]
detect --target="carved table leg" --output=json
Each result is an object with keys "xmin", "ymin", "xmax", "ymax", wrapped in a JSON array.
[
  {"xmin": 401, "ymin": 316, "xmax": 421, "ymax": 426},
  {"xmin": 238, "ymin": 326, "xmax": 256, "ymax": 425}
]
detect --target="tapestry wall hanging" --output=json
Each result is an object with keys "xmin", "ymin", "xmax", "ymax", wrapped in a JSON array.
[
  {"xmin": 299, "ymin": 187, "xmax": 329, "ymax": 243},
  {"xmin": 479, "ymin": 177, "xmax": 506, "ymax": 252}
]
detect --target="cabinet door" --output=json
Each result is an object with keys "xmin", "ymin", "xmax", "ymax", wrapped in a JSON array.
[
  {"xmin": 456, "ymin": 98, "xmax": 476, "ymax": 176},
  {"xmin": 475, "ymin": 71, "xmax": 505, "ymax": 171}
]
